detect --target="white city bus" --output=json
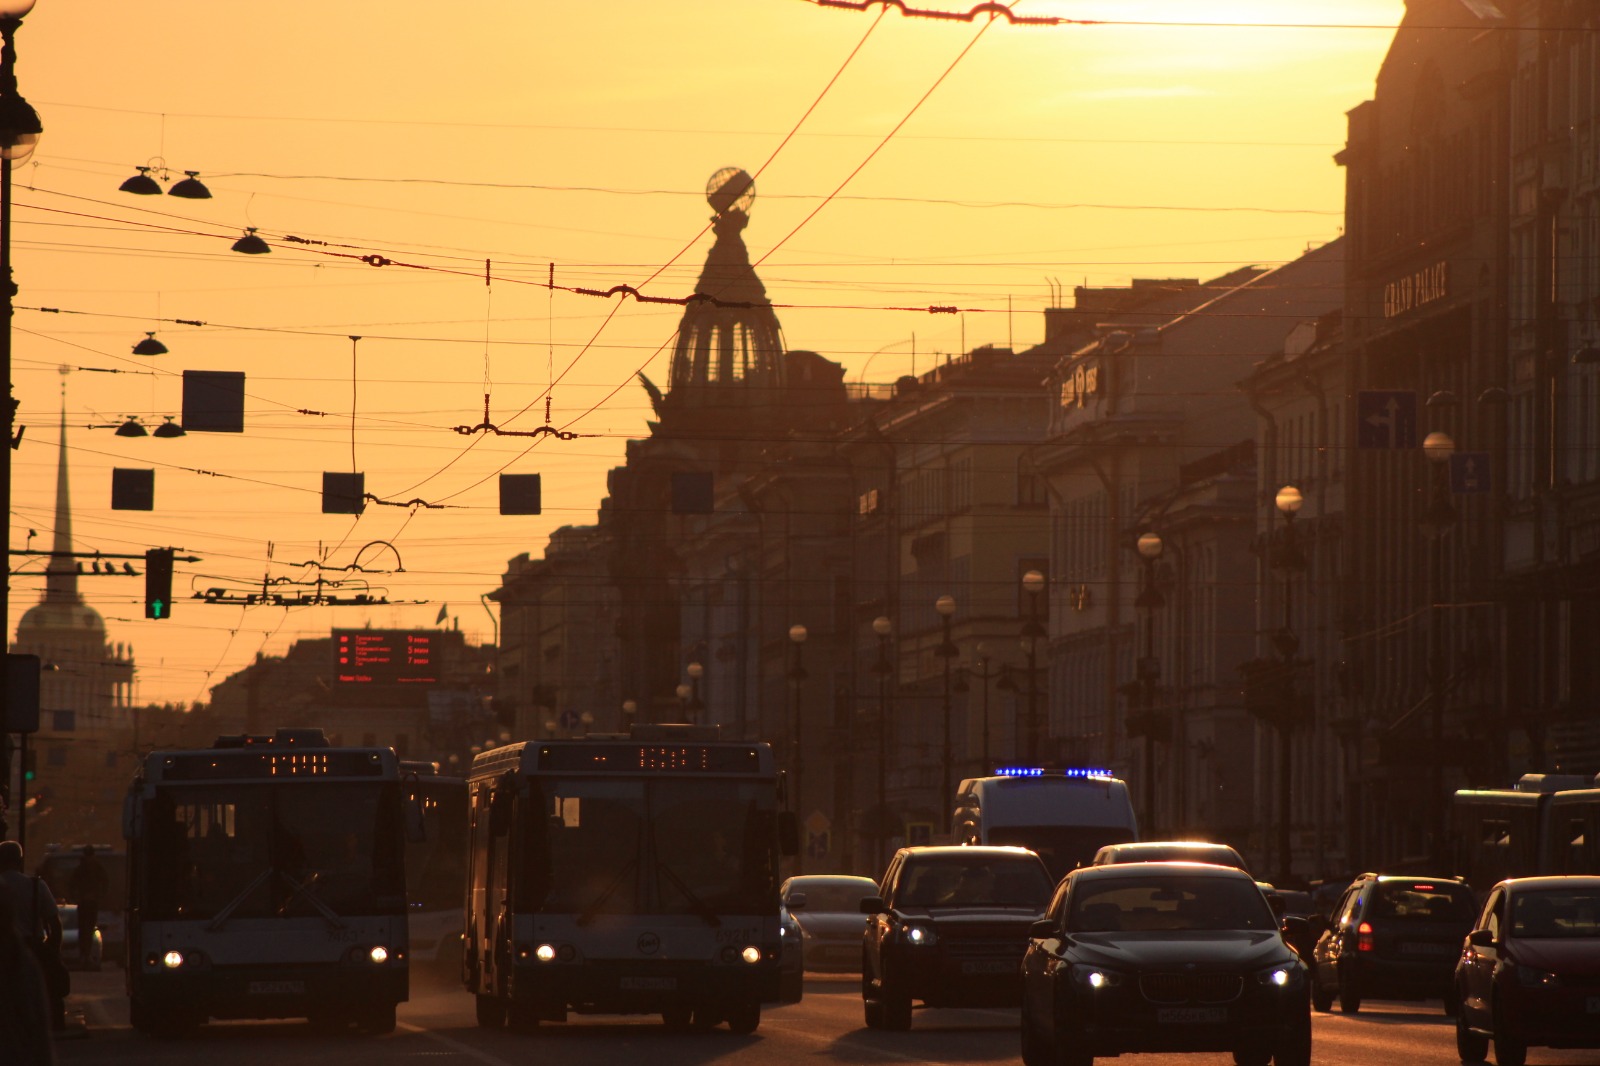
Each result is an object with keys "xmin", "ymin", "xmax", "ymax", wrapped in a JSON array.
[
  {"xmin": 464, "ymin": 724, "xmax": 798, "ymax": 1033},
  {"xmin": 122, "ymin": 729, "xmax": 414, "ymax": 1035},
  {"xmin": 953, "ymin": 767, "xmax": 1139, "ymax": 880}
]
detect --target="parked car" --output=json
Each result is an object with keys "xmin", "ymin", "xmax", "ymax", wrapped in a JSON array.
[
  {"xmin": 1021, "ymin": 861, "xmax": 1310, "ymax": 1066},
  {"xmin": 1309, "ymin": 871, "xmax": 1477, "ymax": 1013},
  {"xmin": 1454, "ymin": 875, "xmax": 1600, "ymax": 1066},
  {"xmin": 781, "ymin": 874, "xmax": 878, "ymax": 972},
  {"xmin": 1091, "ymin": 840, "xmax": 1251, "ymax": 875},
  {"xmin": 57, "ymin": 904, "xmax": 102, "ymax": 972},
  {"xmin": 860, "ymin": 845, "xmax": 1053, "ymax": 1030}
]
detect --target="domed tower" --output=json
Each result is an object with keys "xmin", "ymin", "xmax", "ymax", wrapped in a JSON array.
[{"xmin": 664, "ymin": 168, "xmax": 786, "ymax": 411}]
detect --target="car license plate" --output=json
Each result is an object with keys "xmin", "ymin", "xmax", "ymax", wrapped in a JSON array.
[
  {"xmin": 620, "ymin": 976, "xmax": 677, "ymax": 990},
  {"xmin": 247, "ymin": 981, "xmax": 304, "ymax": 996},
  {"xmin": 1158, "ymin": 1007, "xmax": 1225, "ymax": 1024},
  {"xmin": 1587, "ymin": 997, "xmax": 1600, "ymax": 1014},
  {"xmin": 960, "ymin": 960, "xmax": 1016, "ymax": 975},
  {"xmin": 1399, "ymin": 942, "xmax": 1451, "ymax": 957}
]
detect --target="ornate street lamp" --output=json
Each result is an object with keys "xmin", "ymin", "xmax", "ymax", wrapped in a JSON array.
[
  {"xmin": 1134, "ymin": 532, "xmax": 1165, "ymax": 833},
  {"xmin": 935, "ymin": 595, "xmax": 958, "ymax": 834},
  {"xmin": 871, "ymin": 615, "xmax": 893, "ymax": 869},
  {"xmin": 789, "ymin": 623, "xmax": 808, "ymax": 869},
  {"xmin": 1021, "ymin": 570, "xmax": 1046, "ymax": 763},
  {"xmin": 1272, "ymin": 485, "xmax": 1305, "ymax": 883},
  {"xmin": 1421, "ymin": 432, "xmax": 1456, "ymax": 860},
  {"xmin": 954, "ymin": 643, "xmax": 1001, "ymax": 775}
]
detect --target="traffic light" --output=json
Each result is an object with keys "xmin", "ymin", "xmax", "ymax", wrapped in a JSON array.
[
  {"xmin": 21, "ymin": 748, "xmax": 36, "ymax": 783},
  {"xmin": 144, "ymin": 547, "xmax": 174, "ymax": 619}
]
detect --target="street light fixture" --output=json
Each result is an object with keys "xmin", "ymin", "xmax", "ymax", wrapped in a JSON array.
[
  {"xmin": 871, "ymin": 615, "xmax": 893, "ymax": 869},
  {"xmin": 935, "ymin": 595, "xmax": 958, "ymax": 835},
  {"xmin": 1134, "ymin": 532, "xmax": 1165, "ymax": 833},
  {"xmin": 621, "ymin": 698, "xmax": 637, "ymax": 729},
  {"xmin": 1271, "ymin": 485, "xmax": 1306, "ymax": 883},
  {"xmin": 675, "ymin": 682, "xmax": 692, "ymax": 720},
  {"xmin": 1021, "ymin": 570, "xmax": 1046, "ymax": 763},
  {"xmin": 686, "ymin": 660, "xmax": 704, "ymax": 722},
  {"xmin": 1422, "ymin": 431, "xmax": 1456, "ymax": 860},
  {"xmin": 789, "ymin": 623, "xmax": 808, "ymax": 869}
]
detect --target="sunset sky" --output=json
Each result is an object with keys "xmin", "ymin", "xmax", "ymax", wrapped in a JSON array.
[{"xmin": 7, "ymin": 0, "xmax": 1404, "ymax": 707}]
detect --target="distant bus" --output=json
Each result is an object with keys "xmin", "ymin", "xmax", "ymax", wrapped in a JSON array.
[
  {"xmin": 122, "ymin": 728, "xmax": 415, "ymax": 1035},
  {"xmin": 400, "ymin": 761, "xmax": 468, "ymax": 976},
  {"xmin": 463, "ymin": 724, "xmax": 798, "ymax": 1033},
  {"xmin": 953, "ymin": 768, "xmax": 1139, "ymax": 881},
  {"xmin": 1450, "ymin": 774, "xmax": 1600, "ymax": 890}
]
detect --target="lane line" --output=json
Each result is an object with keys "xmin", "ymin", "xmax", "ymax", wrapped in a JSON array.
[{"xmin": 399, "ymin": 1021, "xmax": 520, "ymax": 1066}]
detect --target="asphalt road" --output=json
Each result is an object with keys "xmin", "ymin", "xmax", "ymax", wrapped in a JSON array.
[{"xmin": 52, "ymin": 966, "xmax": 1600, "ymax": 1066}]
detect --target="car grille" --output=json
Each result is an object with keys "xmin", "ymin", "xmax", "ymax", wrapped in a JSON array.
[
  {"xmin": 944, "ymin": 938, "xmax": 1024, "ymax": 958},
  {"xmin": 1139, "ymin": 972, "xmax": 1243, "ymax": 1004}
]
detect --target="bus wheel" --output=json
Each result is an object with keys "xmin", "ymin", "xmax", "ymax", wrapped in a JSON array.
[
  {"xmin": 359, "ymin": 1002, "xmax": 397, "ymax": 1035},
  {"xmin": 475, "ymin": 994, "xmax": 508, "ymax": 1029},
  {"xmin": 725, "ymin": 1000, "xmax": 760, "ymax": 1035}
]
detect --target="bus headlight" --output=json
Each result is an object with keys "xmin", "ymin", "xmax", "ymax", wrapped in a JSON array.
[
  {"xmin": 369, "ymin": 945, "xmax": 389, "ymax": 964},
  {"xmin": 536, "ymin": 943, "xmax": 557, "ymax": 962},
  {"xmin": 741, "ymin": 945, "xmax": 762, "ymax": 964},
  {"xmin": 162, "ymin": 950, "xmax": 184, "ymax": 969}
]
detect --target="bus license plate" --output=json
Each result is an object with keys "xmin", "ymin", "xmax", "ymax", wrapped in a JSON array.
[
  {"xmin": 247, "ymin": 980, "xmax": 305, "ymax": 996},
  {"xmin": 960, "ymin": 960, "xmax": 1016, "ymax": 975},
  {"xmin": 1158, "ymin": 1007, "xmax": 1225, "ymax": 1025},
  {"xmin": 620, "ymin": 976, "xmax": 677, "ymax": 991}
]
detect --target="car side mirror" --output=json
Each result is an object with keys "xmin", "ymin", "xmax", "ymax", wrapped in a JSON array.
[
  {"xmin": 1468, "ymin": 929, "xmax": 1495, "ymax": 948},
  {"xmin": 1281, "ymin": 915, "xmax": 1308, "ymax": 939},
  {"xmin": 785, "ymin": 892, "xmax": 807, "ymax": 910},
  {"xmin": 1030, "ymin": 918, "xmax": 1057, "ymax": 939},
  {"xmin": 859, "ymin": 896, "xmax": 885, "ymax": 915}
]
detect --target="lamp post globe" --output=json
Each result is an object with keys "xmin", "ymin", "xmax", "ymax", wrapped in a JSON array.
[
  {"xmin": 789, "ymin": 624, "xmax": 807, "ymax": 645},
  {"xmin": 1423, "ymin": 430, "xmax": 1456, "ymax": 464},
  {"xmin": 1136, "ymin": 532, "xmax": 1164, "ymax": 560},
  {"xmin": 1275, "ymin": 485, "xmax": 1304, "ymax": 516}
]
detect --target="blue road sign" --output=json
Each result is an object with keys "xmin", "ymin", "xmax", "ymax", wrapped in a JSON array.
[
  {"xmin": 1357, "ymin": 390, "xmax": 1418, "ymax": 449},
  {"xmin": 559, "ymin": 708, "xmax": 580, "ymax": 730},
  {"xmin": 1450, "ymin": 451, "xmax": 1492, "ymax": 494}
]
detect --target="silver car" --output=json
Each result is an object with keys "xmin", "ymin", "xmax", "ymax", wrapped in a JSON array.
[
  {"xmin": 781, "ymin": 874, "xmax": 879, "ymax": 973},
  {"xmin": 58, "ymin": 904, "xmax": 103, "ymax": 972}
]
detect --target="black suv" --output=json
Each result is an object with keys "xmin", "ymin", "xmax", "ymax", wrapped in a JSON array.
[
  {"xmin": 1309, "ymin": 872, "xmax": 1477, "ymax": 1013},
  {"xmin": 860, "ymin": 845, "xmax": 1054, "ymax": 1030}
]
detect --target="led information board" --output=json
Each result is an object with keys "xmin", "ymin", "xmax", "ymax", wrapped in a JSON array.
[
  {"xmin": 159, "ymin": 750, "xmax": 385, "ymax": 780},
  {"xmin": 335, "ymin": 629, "xmax": 439, "ymax": 685}
]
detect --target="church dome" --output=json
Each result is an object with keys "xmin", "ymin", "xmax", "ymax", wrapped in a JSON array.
[{"xmin": 18, "ymin": 598, "xmax": 106, "ymax": 634}]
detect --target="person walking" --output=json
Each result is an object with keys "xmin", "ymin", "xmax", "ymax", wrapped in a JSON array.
[
  {"xmin": 0, "ymin": 841, "xmax": 67, "ymax": 1031},
  {"xmin": 0, "ymin": 889, "xmax": 56, "ymax": 1064},
  {"xmin": 67, "ymin": 845, "xmax": 109, "ymax": 966}
]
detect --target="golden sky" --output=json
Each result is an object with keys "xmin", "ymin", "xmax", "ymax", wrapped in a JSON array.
[{"xmin": 7, "ymin": 0, "xmax": 1403, "ymax": 707}]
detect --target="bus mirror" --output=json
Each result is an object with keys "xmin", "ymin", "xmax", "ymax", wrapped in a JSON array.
[
  {"xmin": 122, "ymin": 792, "xmax": 142, "ymax": 840},
  {"xmin": 778, "ymin": 811, "xmax": 799, "ymax": 856},
  {"xmin": 406, "ymin": 795, "xmax": 428, "ymax": 843}
]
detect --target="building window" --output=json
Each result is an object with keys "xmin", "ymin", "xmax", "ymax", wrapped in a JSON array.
[
  {"xmin": 51, "ymin": 710, "xmax": 75, "ymax": 732},
  {"xmin": 1017, "ymin": 457, "xmax": 1046, "ymax": 508}
]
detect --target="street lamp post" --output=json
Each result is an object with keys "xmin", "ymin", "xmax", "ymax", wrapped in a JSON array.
[
  {"xmin": 1273, "ymin": 484, "xmax": 1306, "ymax": 883},
  {"xmin": 686, "ymin": 661, "xmax": 704, "ymax": 722},
  {"xmin": 621, "ymin": 698, "xmax": 637, "ymax": 731},
  {"xmin": 954, "ymin": 644, "xmax": 1001, "ymax": 774},
  {"xmin": 871, "ymin": 615, "xmax": 893, "ymax": 870},
  {"xmin": 1021, "ymin": 571, "xmax": 1046, "ymax": 763},
  {"xmin": 788, "ymin": 623, "xmax": 808, "ymax": 870},
  {"xmin": 1421, "ymin": 432, "xmax": 1457, "ymax": 860},
  {"xmin": 935, "ymin": 595, "xmax": 958, "ymax": 835},
  {"xmin": 1135, "ymin": 532, "xmax": 1165, "ymax": 834},
  {"xmin": 675, "ymin": 683, "xmax": 692, "ymax": 720},
  {"xmin": 0, "ymin": 0, "xmax": 43, "ymax": 837}
]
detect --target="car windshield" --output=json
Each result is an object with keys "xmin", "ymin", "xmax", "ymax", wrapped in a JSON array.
[
  {"xmin": 896, "ymin": 857, "xmax": 1052, "ymax": 908},
  {"xmin": 792, "ymin": 880, "xmax": 875, "ymax": 912},
  {"xmin": 1371, "ymin": 881, "xmax": 1476, "ymax": 923},
  {"xmin": 1511, "ymin": 889, "xmax": 1600, "ymax": 939},
  {"xmin": 1068, "ymin": 875, "xmax": 1277, "ymax": 932}
]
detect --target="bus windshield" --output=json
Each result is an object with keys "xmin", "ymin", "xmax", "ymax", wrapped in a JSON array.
[
  {"xmin": 142, "ymin": 782, "xmax": 405, "ymax": 921},
  {"xmin": 517, "ymin": 777, "xmax": 779, "ymax": 918},
  {"xmin": 407, "ymin": 780, "xmax": 467, "ymax": 912}
]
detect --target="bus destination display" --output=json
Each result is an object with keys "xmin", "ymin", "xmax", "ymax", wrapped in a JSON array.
[
  {"xmin": 537, "ymin": 743, "xmax": 761, "ymax": 773},
  {"xmin": 335, "ymin": 629, "xmax": 438, "ymax": 685}
]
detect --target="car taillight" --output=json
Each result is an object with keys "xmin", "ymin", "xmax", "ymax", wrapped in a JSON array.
[{"xmin": 1357, "ymin": 921, "xmax": 1373, "ymax": 952}]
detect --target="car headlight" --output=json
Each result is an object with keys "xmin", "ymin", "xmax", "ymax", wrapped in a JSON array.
[
  {"xmin": 902, "ymin": 923, "xmax": 938, "ymax": 947},
  {"xmin": 1257, "ymin": 963, "xmax": 1305, "ymax": 989},
  {"xmin": 1512, "ymin": 963, "xmax": 1561, "ymax": 989},
  {"xmin": 1070, "ymin": 965, "xmax": 1123, "ymax": 990}
]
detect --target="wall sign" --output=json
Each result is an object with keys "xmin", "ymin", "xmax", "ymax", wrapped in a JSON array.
[{"xmin": 1383, "ymin": 260, "xmax": 1449, "ymax": 319}]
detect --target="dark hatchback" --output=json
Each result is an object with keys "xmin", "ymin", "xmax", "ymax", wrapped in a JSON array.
[
  {"xmin": 860, "ymin": 845, "xmax": 1054, "ymax": 1030},
  {"xmin": 1455, "ymin": 876, "xmax": 1600, "ymax": 1066},
  {"xmin": 1310, "ymin": 871, "xmax": 1476, "ymax": 1013},
  {"xmin": 1021, "ymin": 862, "xmax": 1310, "ymax": 1066}
]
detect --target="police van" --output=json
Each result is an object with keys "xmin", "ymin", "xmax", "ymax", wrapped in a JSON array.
[{"xmin": 953, "ymin": 768, "xmax": 1138, "ymax": 881}]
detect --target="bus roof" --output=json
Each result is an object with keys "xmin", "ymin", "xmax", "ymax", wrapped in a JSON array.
[{"xmin": 468, "ymin": 734, "xmax": 776, "ymax": 782}]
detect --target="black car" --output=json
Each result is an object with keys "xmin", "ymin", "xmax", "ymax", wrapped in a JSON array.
[
  {"xmin": 1309, "ymin": 871, "xmax": 1476, "ymax": 1013},
  {"xmin": 859, "ymin": 845, "xmax": 1054, "ymax": 1030},
  {"xmin": 1091, "ymin": 840, "xmax": 1251, "ymax": 875},
  {"xmin": 1021, "ymin": 862, "xmax": 1310, "ymax": 1066}
]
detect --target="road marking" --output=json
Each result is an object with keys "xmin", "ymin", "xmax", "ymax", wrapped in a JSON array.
[{"xmin": 399, "ymin": 1022, "xmax": 520, "ymax": 1066}]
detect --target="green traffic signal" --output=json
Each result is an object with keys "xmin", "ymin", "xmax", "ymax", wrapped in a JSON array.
[{"xmin": 145, "ymin": 547, "xmax": 174, "ymax": 620}]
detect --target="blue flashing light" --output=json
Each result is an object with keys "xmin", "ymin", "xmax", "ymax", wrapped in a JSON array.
[{"xmin": 994, "ymin": 766, "xmax": 1114, "ymax": 779}]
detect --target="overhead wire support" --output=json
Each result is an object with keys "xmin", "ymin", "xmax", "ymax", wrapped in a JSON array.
[{"xmin": 452, "ymin": 394, "xmax": 588, "ymax": 442}]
